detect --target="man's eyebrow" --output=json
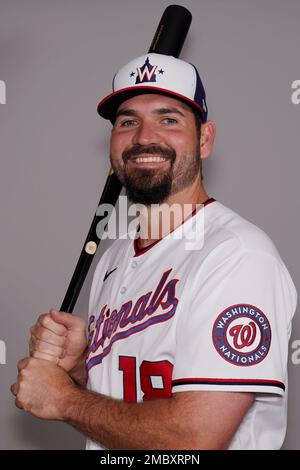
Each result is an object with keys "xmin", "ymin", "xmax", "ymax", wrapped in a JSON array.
[
  {"xmin": 115, "ymin": 106, "xmax": 188, "ymax": 119},
  {"xmin": 153, "ymin": 107, "xmax": 186, "ymax": 117},
  {"xmin": 115, "ymin": 109, "xmax": 139, "ymax": 119}
]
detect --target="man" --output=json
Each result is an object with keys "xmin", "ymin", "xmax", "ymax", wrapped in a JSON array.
[{"xmin": 11, "ymin": 53, "xmax": 297, "ymax": 450}]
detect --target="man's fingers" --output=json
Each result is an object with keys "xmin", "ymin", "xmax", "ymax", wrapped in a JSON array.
[
  {"xmin": 17, "ymin": 358, "xmax": 29, "ymax": 372},
  {"xmin": 31, "ymin": 350, "xmax": 60, "ymax": 364},
  {"xmin": 37, "ymin": 313, "xmax": 68, "ymax": 336},
  {"xmin": 49, "ymin": 309, "xmax": 86, "ymax": 332},
  {"xmin": 11, "ymin": 381, "xmax": 24, "ymax": 409},
  {"xmin": 10, "ymin": 382, "xmax": 18, "ymax": 396},
  {"xmin": 15, "ymin": 399, "xmax": 24, "ymax": 410},
  {"xmin": 29, "ymin": 335, "xmax": 65, "ymax": 358},
  {"xmin": 30, "ymin": 325, "xmax": 67, "ymax": 348}
]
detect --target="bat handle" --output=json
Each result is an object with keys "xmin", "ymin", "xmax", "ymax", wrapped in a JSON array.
[{"xmin": 60, "ymin": 171, "xmax": 122, "ymax": 313}]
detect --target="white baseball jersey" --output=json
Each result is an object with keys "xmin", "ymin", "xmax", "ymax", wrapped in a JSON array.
[{"xmin": 86, "ymin": 198, "xmax": 297, "ymax": 450}]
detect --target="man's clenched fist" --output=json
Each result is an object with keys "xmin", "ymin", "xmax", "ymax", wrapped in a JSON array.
[
  {"xmin": 11, "ymin": 357, "xmax": 76, "ymax": 420},
  {"xmin": 29, "ymin": 309, "xmax": 87, "ymax": 372}
]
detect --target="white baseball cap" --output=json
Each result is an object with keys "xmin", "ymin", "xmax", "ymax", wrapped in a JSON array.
[{"xmin": 97, "ymin": 53, "xmax": 208, "ymax": 123}]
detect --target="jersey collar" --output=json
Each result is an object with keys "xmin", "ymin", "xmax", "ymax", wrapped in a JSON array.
[{"xmin": 133, "ymin": 197, "xmax": 216, "ymax": 257}]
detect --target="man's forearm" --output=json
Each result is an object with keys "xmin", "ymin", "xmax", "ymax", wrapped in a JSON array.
[
  {"xmin": 63, "ymin": 387, "xmax": 190, "ymax": 450},
  {"xmin": 68, "ymin": 351, "xmax": 88, "ymax": 388}
]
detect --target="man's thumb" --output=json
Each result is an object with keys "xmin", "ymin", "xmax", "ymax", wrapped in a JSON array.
[{"xmin": 49, "ymin": 308, "xmax": 82, "ymax": 331}]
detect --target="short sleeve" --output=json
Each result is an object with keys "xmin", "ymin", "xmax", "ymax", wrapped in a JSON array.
[{"xmin": 172, "ymin": 249, "xmax": 297, "ymax": 396}]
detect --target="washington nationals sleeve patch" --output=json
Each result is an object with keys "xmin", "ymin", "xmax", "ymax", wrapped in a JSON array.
[{"xmin": 212, "ymin": 304, "xmax": 271, "ymax": 366}]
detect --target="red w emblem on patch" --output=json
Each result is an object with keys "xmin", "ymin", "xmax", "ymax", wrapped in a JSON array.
[{"xmin": 229, "ymin": 321, "xmax": 257, "ymax": 350}]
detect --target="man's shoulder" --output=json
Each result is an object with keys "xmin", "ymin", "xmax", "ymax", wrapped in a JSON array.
[{"xmin": 207, "ymin": 200, "xmax": 281, "ymax": 260}]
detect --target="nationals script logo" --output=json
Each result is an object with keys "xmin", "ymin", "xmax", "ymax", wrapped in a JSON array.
[
  {"xmin": 87, "ymin": 269, "xmax": 179, "ymax": 370},
  {"xmin": 212, "ymin": 304, "xmax": 271, "ymax": 366}
]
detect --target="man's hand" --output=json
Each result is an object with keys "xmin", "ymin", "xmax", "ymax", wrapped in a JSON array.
[
  {"xmin": 11, "ymin": 357, "xmax": 76, "ymax": 420},
  {"xmin": 29, "ymin": 309, "xmax": 87, "ymax": 372}
]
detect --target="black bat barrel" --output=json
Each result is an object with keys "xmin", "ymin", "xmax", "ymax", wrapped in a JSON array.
[{"xmin": 149, "ymin": 5, "xmax": 192, "ymax": 57}]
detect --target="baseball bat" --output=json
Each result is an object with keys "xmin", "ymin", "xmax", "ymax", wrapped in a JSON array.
[{"xmin": 60, "ymin": 4, "xmax": 192, "ymax": 313}]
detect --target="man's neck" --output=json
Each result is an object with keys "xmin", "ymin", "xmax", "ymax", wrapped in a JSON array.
[{"xmin": 137, "ymin": 183, "xmax": 209, "ymax": 249}]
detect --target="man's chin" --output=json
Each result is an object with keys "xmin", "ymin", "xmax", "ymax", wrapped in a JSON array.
[
  {"xmin": 126, "ymin": 185, "xmax": 171, "ymax": 205},
  {"xmin": 126, "ymin": 166, "xmax": 166, "ymax": 180}
]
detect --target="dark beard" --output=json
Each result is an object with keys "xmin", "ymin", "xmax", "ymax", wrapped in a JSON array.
[
  {"xmin": 122, "ymin": 144, "xmax": 176, "ymax": 205},
  {"xmin": 124, "ymin": 169, "xmax": 173, "ymax": 205},
  {"xmin": 111, "ymin": 143, "xmax": 201, "ymax": 206}
]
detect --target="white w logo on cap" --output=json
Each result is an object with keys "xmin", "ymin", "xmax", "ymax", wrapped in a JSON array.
[{"xmin": 136, "ymin": 57, "xmax": 158, "ymax": 83}]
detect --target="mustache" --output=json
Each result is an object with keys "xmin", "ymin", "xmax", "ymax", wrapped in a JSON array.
[{"xmin": 122, "ymin": 145, "xmax": 176, "ymax": 163}]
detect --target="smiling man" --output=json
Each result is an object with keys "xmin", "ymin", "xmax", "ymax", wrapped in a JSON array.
[
  {"xmin": 110, "ymin": 94, "xmax": 208, "ymax": 208},
  {"xmin": 12, "ymin": 53, "xmax": 297, "ymax": 450}
]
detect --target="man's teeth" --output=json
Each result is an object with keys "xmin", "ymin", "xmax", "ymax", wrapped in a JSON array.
[{"xmin": 134, "ymin": 156, "xmax": 166, "ymax": 163}]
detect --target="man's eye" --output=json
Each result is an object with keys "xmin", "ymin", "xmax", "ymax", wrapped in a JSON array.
[
  {"xmin": 120, "ymin": 120, "xmax": 137, "ymax": 127},
  {"xmin": 162, "ymin": 118, "xmax": 178, "ymax": 124}
]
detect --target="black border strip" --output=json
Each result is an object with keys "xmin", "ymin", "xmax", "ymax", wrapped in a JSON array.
[{"xmin": 172, "ymin": 378, "xmax": 285, "ymax": 391}]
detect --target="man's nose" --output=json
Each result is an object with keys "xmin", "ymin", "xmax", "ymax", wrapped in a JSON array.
[{"xmin": 131, "ymin": 121, "xmax": 159, "ymax": 146}]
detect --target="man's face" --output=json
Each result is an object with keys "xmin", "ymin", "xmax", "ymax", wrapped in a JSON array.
[{"xmin": 110, "ymin": 93, "xmax": 201, "ymax": 205}]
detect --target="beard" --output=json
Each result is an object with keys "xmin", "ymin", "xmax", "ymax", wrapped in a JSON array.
[{"xmin": 110, "ymin": 143, "xmax": 201, "ymax": 206}]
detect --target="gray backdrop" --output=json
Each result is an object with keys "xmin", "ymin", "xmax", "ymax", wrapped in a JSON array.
[{"xmin": 0, "ymin": 0, "xmax": 299, "ymax": 449}]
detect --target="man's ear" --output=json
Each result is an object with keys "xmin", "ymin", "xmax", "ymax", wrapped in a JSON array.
[{"xmin": 200, "ymin": 120, "xmax": 216, "ymax": 159}]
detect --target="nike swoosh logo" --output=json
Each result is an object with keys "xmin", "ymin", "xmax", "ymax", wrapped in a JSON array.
[{"xmin": 103, "ymin": 267, "xmax": 118, "ymax": 282}]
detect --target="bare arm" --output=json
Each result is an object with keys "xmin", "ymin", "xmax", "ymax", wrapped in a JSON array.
[
  {"xmin": 68, "ymin": 348, "xmax": 88, "ymax": 388},
  {"xmin": 12, "ymin": 357, "xmax": 254, "ymax": 449},
  {"xmin": 19, "ymin": 307, "xmax": 255, "ymax": 449},
  {"xmin": 63, "ymin": 386, "xmax": 254, "ymax": 450}
]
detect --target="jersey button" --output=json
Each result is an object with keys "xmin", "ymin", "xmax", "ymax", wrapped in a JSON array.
[
  {"xmin": 120, "ymin": 286, "xmax": 127, "ymax": 294},
  {"xmin": 131, "ymin": 261, "xmax": 138, "ymax": 269}
]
